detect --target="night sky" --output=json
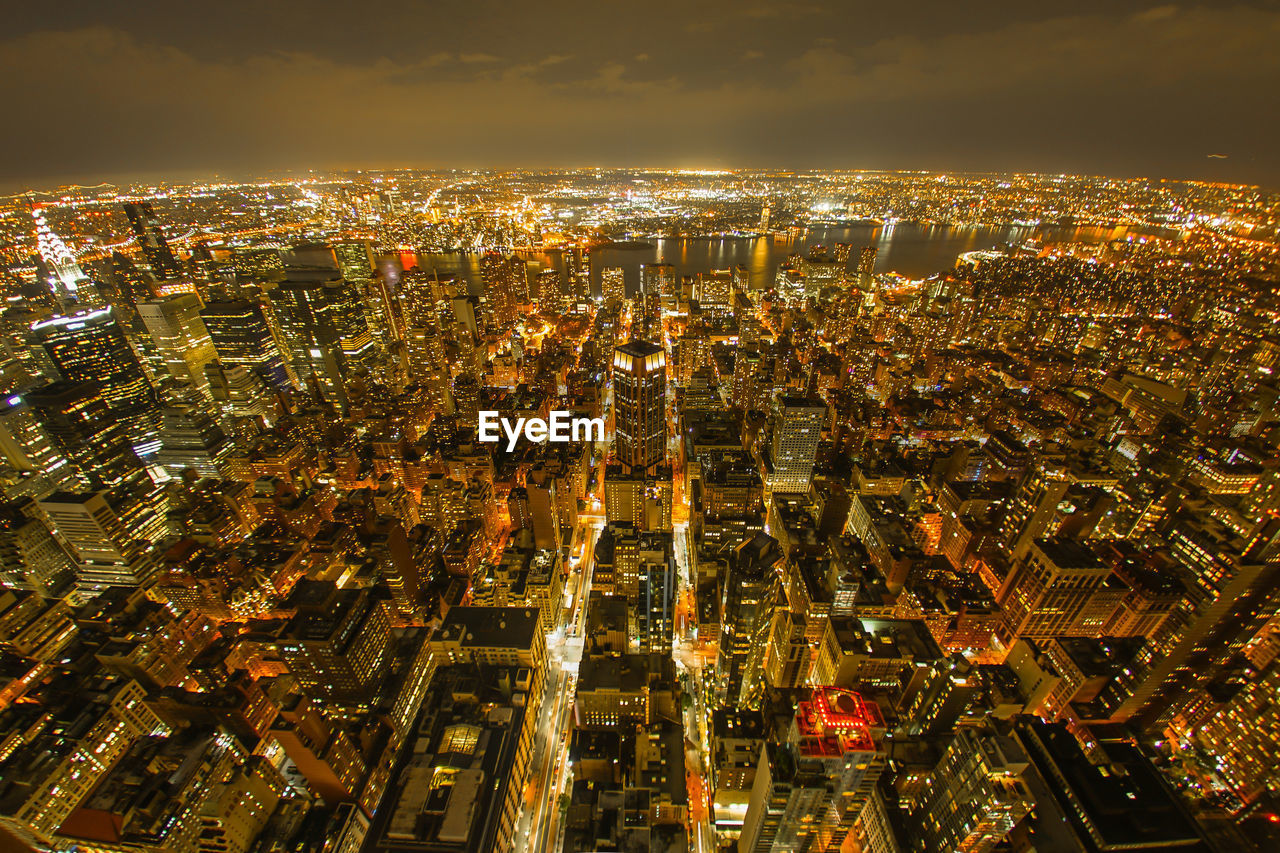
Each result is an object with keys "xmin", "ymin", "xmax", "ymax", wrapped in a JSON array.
[{"xmin": 2, "ymin": 1, "xmax": 1278, "ymax": 188}]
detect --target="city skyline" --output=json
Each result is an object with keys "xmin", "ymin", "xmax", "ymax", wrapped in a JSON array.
[{"xmin": 0, "ymin": 5, "xmax": 1277, "ymax": 852}]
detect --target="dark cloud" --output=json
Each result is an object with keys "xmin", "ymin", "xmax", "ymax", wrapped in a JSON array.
[{"xmin": 0, "ymin": 1, "xmax": 1276, "ymax": 188}]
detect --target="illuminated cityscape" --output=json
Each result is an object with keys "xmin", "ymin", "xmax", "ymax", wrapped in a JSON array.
[
  {"xmin": 0, "ymin": 2, "xmax": 1278, "ymax": 851},
  {"xmin": 0, "ymin": 165, "xmax": 1272, "ymax": 853}
]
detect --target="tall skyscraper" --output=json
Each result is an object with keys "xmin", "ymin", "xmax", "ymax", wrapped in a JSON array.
[
  {"xmin": 31, "ymin": 307, "xmax": 157, "ymax": 425},
  {"xmin": 601, "ymin": 266, "xmax": 626, "ymax": 306},
  {"xmin": 995, "ymin": 538, "xmax": 1119, "ymax": 644},
  {"xmin": 31, "ymin": 206, "xmax": 87, "ymax": 302},
  {"xmin": 481, "ymin": 252, "xmax": 526, "ymax": 328},
  {"xmin": 0, "ymin": 499, "xmax": 78, "ymax": 596},
  {"xmin": 612, "ymin": 340, "xmax": 666, "ymax": 475},
  {"xmin": 698, "ymin": 269, "xmax": 733, "ymax": 311},
  {"xmin": 640, "ymin": 263, "xmax": 675, "ymax": 301},
  {"xmin": 200, "ymin": 300, "xmax": 293, "ymax": 389},
  {"xmin": 1103, "ymin": 510, "xmax": 1280, "ymax": 727},
  {"xmin": 857, "ymin": 245, "xmax": 878, "ymax": 290},
  {"xmin": 122, "ymin": 202, "xmax": 182, "ymax": 279},
  {"xmin": 38, "ymin": 490, "xmax": 159, "ymax": 593},
  {"xmin": 565, "ymin": 248, "xmax": 591, "ymax": 303},
  {"xmin": 0, "ymin": 395, "xmax": 76, "ymax": 499},
  {"xmin": 717, "ymin": 532, "xmax": 784, "ymax": 710},
  {"xmin": 768, "ymin": 395, "xmax": 827, "ymax": 494},
  {"xmin": 907, "ymin": 727, "xmax": 1035, "ymax": 853},
  {"xmin": 24, "ymin": 382, "xmax": 144, "ymax": 489},
  {"xmin": 136, "ymin": 294, "xmax": 218, "ymax": 396},
  {"xmin": 739, "ymin": 687, "xmax": 887, "ymax": 852},
  {"xmin": 266, "ymin": 280, "xmax": 370, "ymax": 406}
]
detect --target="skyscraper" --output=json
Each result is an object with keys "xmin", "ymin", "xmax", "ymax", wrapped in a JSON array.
[
  {"xmin": 31, "ymin": 206, "xmax": 87, "ymax": 302},
  {"xmin": 136, "ymin": 294, "xmax": 218, "ymax": 397},
  {"xmin": 717, "ymin": 532, "xmax": 784, "ymax": 710},
  {"xmin": 640, "ymin": 263, "xmax": 675, "ymax": 301},
  {"xmin": 481, "ymin": 252, "xmax": 526, "ymax": 328},
  {"xmin": 768, "ymin": 395, "xmax": 827, "ymax": 494},
  {"xmin": 857, "ymin": 245, "xmax": 878, "ymax": 290},
  {"xmin": 612, "ymin": 340, "xmax": 666, "ymax": 475},
  {"xmin": 123, "ymin": 202, "xmax": 182, "ymax": 279},
  {"xmin": 907, "ymin": 727, "xmax": 1035, "ymax": 853},
  {"xmin": 38, "ymin": 490, "xmax": 159, "ymax": 593},
  {"xmin": 0, "ymin": 395, "xmax": 76, "ymax": 499},
  {"xmin": 602, "ymin": 266, "xmax": 626, "ymax": 306},
  {"xmin": 31, "ymin": 307, "xmax": 157, "ymax": 425},
  {"xmin": 200, "ymin": 300, "xmax": 293, "ymax": 389},
  {"xmin": 739, "ymin": 687, "xmax": 887, "ymax": 852},
  {"xmin": 24, "ymin": 382, "xmax": 144, "ymax": 489}
]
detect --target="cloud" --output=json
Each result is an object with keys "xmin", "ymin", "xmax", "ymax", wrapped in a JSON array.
[{"xmin": 0, "ymin": 5, "xmax": 1276, "ymax": 186}]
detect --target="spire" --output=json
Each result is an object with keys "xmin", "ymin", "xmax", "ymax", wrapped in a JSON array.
[{"xmin": 31, "ymin": 205, "xmax": 85, "ymax": 299}]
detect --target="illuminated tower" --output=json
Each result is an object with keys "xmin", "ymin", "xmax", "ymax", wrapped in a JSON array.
[
  {"xmin": 602, "ymin": 266, "xmax": 626, "ymax": 306},
  {"xmin": 768, "ymin": 395, "xmax": 827, "ymax": 494},
  {"xmin": 906, "ymin": 727, "xmax": 1034, "ymax": 853},
  {"xmin": 716, "ymin": 532, "xmax": 784, "ymax": 710},
  {"xmin": 739, "ymin": 689, "xmax": 888, "ymax": 852},
  {"xmin": 24, "ymin": 381, "xmax": 144, "ymax": 489},
  {"xmin": 123, "ymin": 202, "xmax": 182, "ymax": 279},
  {"xmin": 31, "ymin": 206, "xmax": 86, "ymax": 301},
  {"xmin": 136, "ymin": 294, "xmax": 218, "ymax": 397},
  {"xmin": 857, "ymin": 245, "xmax": 877, "ymax": 290},
  {"xmin": 640, "ymin": 263, "xmax": 675, "ymax": 301},
  {"xmin": 0, "ymin": 395, "xmax": 77, "ymax": 498},
  {"xmin": 200, "ymin": 300, "xmax": 293, "ymax": 390},
  {"xmin": 481, "ymin": 252, "xmax": 526, "ymax": 328},
  {"xmin": 566, "ymin": 248, "xmax": 591, "ymax": 302},
  {"xmin": 31, "ymin": 308, "xmax": 157, "ymax": 426},
  {"xmin": 612, "ymin": 340, "xmax": 666, "ymax": 475}
]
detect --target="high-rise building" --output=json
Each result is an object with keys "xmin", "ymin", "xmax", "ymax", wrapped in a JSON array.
[
  {"xmin": 717, "ymin": 532, "xmax": 784, "ymax": 709},
  {"xmin": 612, "ymin": 340, "xmax": 666, "ymax": 475},
  {"xmin": 480, "ymin": 252, "xmax": 526, "ymax": 328},
  {"xmin": 698, "ymin": 269, "xmax": 734, "ymax": 311},
  {"xmin": 601, "ymin": 266, "xmax": 626, "ymax": 306},
  {"xmin": 24, "ymin": 381, "xmax": 143, "ymax": 489},
  {"xmin": 38, "ymin": 490, "xmax": 159, "ymax": 593},
  {"xmin": 611, "ymin": 338, "xmax": 665, "ymax": 471},
  {"xmin": 739, "ymin": 687, "xmax": 887, "ymax": 852},
  {"xmin": 640, "ymin": 263, "xmax": 675, "ymax": 301},
  {"xmin": 0, "ymin": 394, "xmax": 76, "ymax": 499},
  {"xmin": 0, "ymin": 498, "xmax": 77, "ymax": 596},
  {"xmin": 31, "ymin": 206, "xmax": 87, "ymax": 302},
  {"xmin": 1101, "ymin": 509, "xmax": 1280, "ymax": 727},
  {"xmin": 907, "ymin": 727, "xmax": 1035, "ymax": 853},
  {"xmin": 31, "ymin": 308, "xmax": 157, "ymax": 425},
  {"xmin": 565, "ymin": 248, "xmax": 591, "ymax": 302},
  {"xmin": 767, "ymin": 395, "xmax": 827, "ymax": 494},
  {"xmin": 265, "ymin": 281, "xmax": 365, "ymax": 406},
  {"xmin": 857, "ymin": 245, "xmax": 878, "ymax": 289},
  {"xmin": 155, "ymin": 390, "xmax": 233, "ymax": 478},
  {"xmin": 997, "ymin": 461, "xmax": 1069, "ymax": 561},
  {"xmin": 136, "ymin": 294, "xmax": 218, "ymax": 396},
  {"xmin": 204, "ymin": 361, "xmax": 275, "ymax": 423},
  {"xmin": 200, "ymin": 300, "xmax": 293, "ymax": 389},
  {"xmin": 277, "ymin": 583, "xmax": 393, "ymax": 703},
  {"xmin": 995, "ymin": 538, "xmax": 1120, "ymax": 644},
  {"xmin": 122, "ymin": 201, "xmax": 182, "ymax": 279}
]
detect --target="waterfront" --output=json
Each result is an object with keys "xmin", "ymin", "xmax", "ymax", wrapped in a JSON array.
[{"xmin": 382, "ymin": 222, "xmax": 1176, "ymax": 295}]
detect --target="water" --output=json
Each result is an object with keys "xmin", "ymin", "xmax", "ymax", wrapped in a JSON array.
[{"xmin": 378, "ymin": 222, "xmax": 1172, "ymax": 296}]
